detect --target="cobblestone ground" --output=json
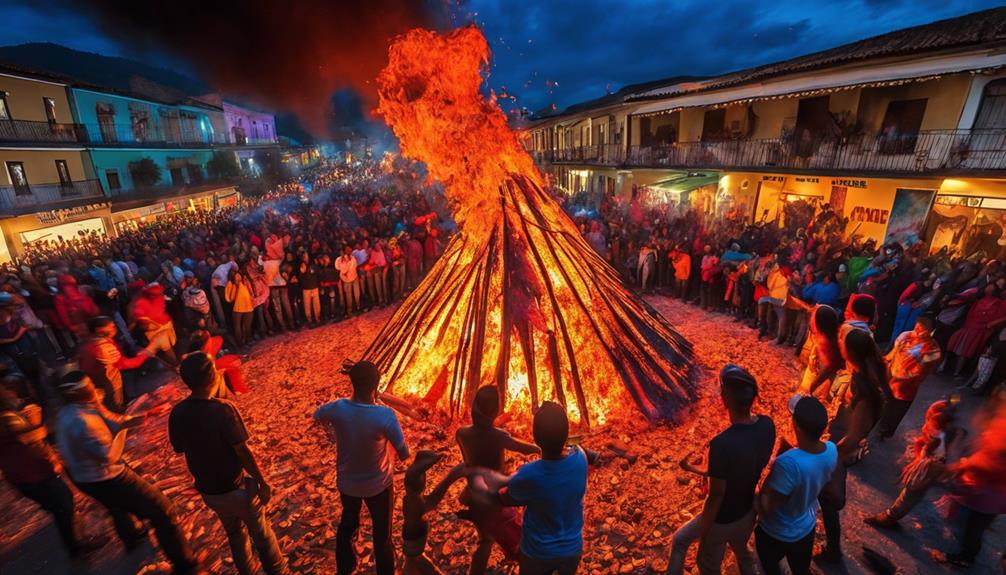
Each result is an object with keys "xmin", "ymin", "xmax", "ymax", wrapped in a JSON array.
[{"xmin": 0, "ymin": 297, "xmax": 1001, "ymax": 574}]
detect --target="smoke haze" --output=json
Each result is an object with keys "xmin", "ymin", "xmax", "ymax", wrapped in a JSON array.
[{"xmin": 74, "ymin": 0, "xmax": 450, "ymax": 137}]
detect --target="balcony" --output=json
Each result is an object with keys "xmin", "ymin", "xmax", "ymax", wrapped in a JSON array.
[
  {"xmin": 0, "ymin": 178, "xmax": 105, "ymax": 211},
  {"xmin": 82, "ymin": 123, "xmax": 229, "ymax": 148},
  {"xmin": 229, "ymin": 136, "xmax": 279, "ymax": 146},
  {"xmin": 532, "ymin": 129, "xmax": 1006, "ymax": 175},
  {"xmin": 0, "ymin": 119, "xmax": 86, "ymax": 144}
]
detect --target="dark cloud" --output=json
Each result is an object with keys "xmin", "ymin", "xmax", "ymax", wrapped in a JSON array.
[
  {"xmin": 466, "ymin": 0, "xmax": 1004, "ymax": 113},
  {"xmin": 1, "ymin": 0, "xmax": 1002, "ymax": 125}
]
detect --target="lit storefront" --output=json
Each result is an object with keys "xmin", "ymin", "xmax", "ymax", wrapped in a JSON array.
[
  {"xmin": 927, "ymin": 178, "xmax": 1006, "ymax": 258},
  {"xmin": 718, "ymin": 171, "xmax": 941, "ymax": 245},
  {"xmin": 111, "ymin": 186, "xmax": 239, "ymax": 232},
  {"xmin": 0, "ymin": 202, "xmax": 114, "ymax": 261}
]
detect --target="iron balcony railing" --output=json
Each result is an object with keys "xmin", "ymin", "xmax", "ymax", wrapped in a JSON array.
[
  {"xmin": 82, "ymin": 123, "xmax": 229, "ymax": 147},
  {"xmin": 230, "ymin": 136, "xmax": 279, "ymax": 146},
  {"xmin": 0, "ymin": 119, "xmax": 87, "ymax": 144},
  {"xmin": 0, "ymin": 178, "xmax": 105, "ymax": 211},
  {"xmin": 530, "ymin": 129, "xmax": 1006, "ymax": 174}
]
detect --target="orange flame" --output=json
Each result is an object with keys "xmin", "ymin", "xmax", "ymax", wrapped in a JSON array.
[
  {"xmin": 371, "ymin": 26, "xmax": 695, "ymax": 427},
  {"xmin": 377, "ymin": 26, "xmax": 542, "ymax": 238}
]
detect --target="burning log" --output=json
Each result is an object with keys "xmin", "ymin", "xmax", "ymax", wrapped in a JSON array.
[{"xmin": 364, "ymin": 26, "xmax": 697, "ymax": 426}]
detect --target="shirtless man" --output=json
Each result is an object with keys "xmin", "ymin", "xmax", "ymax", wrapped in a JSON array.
[
  {"xmin": 401, "ymin": 451, "xmax": 464, "ymax": 575},
  {"xmin": 455, "ymin": 386, "xmax": 540, "ymax": 574}
]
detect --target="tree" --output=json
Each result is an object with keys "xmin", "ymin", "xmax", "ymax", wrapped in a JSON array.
[
  {"xmin": 129, "ymin": 157, "xmax": 162, "ymax": 188},
  {"xmin": 206, "ymin": 150, "xmax": 241, "ymax": 179}
]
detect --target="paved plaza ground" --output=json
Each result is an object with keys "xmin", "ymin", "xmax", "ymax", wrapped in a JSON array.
[{"xmin": 0, "ymin": 297, "xmax": 1002, "ymax": 574}]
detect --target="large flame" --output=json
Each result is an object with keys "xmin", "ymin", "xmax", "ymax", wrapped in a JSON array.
[{"xmin": 370, "ymin": 26, "xmax": 696, "ymax": 426}]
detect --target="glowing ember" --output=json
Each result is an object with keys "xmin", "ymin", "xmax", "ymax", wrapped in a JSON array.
[{"xmin": 366, "ymin": 26, "xmax": 696, "ymax": 426}]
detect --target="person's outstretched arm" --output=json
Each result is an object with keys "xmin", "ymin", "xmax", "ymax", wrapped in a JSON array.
[
  {"xmin": 424, "ymin": 463, "xmax": 466, "ymax": 512},
  {"xmin": 501, "ymin": 433, "xmax": 541, "ymax": 456}
]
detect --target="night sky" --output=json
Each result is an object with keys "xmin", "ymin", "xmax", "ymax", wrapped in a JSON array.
[{"xmin": 2, "ymin": 0, "xmax": 1002, "ymax": 117}]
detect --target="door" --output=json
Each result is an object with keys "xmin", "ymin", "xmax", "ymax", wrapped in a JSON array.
[
  {"xmin": 5, "ymin": 161, "xmax": 30, "ymax": 196},
  {"xmin": 43, "ymin": 97, "xmax": 57, "ymax": 123},
  {"xmin": 97, "ymin": 103, "xmax": 117, "ymax": 143},
  {"xmin": 793, "ymin": 96, "xmax": 832, "ymax": 158},
  {"xmin": 55, "ymin": 160, "xmax": 73, "ymax": 194},
  {"xmin": 701, "ymin": 108, "xmax": 727, "ymax": 142},
  {"xmin": 878, "ymin": 99, "xmax": 927, "ymax": 154}
]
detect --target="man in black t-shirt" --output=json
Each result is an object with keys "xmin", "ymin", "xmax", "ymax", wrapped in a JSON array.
[
  {"xmin": 169, "ymin": 353, "xmax": 290, "ymax": 575},
  {"xmin": 667, "ymin": 364, "xmax": 775, "ymax": 575}
]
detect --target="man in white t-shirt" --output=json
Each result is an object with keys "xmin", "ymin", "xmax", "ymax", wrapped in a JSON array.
[
  {"xmin": 314, "ymin": 361, "xmax": 409, "ymax": 575},
  {"xmin": 755, "ymin": 395, "xmax": 837, "ymax": 575},
  {"xmin": 335, "ymin": 246, "xmax": 360, "ymax": 316}
]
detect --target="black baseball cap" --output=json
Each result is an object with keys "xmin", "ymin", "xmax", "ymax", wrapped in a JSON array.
[
  {"xmin": 719, "ymin": 364, "xmax": 758, "ymax": 405},
  {"xmin": 788, "ymin": 394, "xmax": 828, "ymax": 439}
]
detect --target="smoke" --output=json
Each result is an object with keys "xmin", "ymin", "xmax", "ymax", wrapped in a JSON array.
[{"xmin": 72, "ymin": 0, "xmax": 453, "ymax": 138}]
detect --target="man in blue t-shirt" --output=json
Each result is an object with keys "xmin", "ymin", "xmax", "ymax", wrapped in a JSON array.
[
  {"xmin": 314, "ymin": 361, "xmax": 410, "ymax": 575},
  {"xmin": 491, "ymin": 401, "xmax": 590, "ymax": 575},
  {"xmin": 755, "ymin": 395, "xmax": 837, "ymax": 575}
]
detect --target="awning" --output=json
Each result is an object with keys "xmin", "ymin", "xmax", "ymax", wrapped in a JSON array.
[
  {"xmin": 649, "ymin": 172, "xmax": 720, "ymax": 194},
  {"xmin": 630, "ymin": 49, "xmax": 1006, "ymax": 116}
]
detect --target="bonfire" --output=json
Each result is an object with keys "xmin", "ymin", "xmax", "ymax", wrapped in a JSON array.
[{"xmin": 363, "ymin": 27, "xmax": 696, "ymax": 427}]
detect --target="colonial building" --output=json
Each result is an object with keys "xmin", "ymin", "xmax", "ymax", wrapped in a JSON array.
[
  {"xmin": 0, "ymin": 66, "xmax": 106, "ymax": 262},
  {"xmin": 0, "ymin": 66, "xmax": 249, "ymax": 262},
  {"xmin": 525, "ymin": 7, "xmax": 1006, "ymax": 253}
]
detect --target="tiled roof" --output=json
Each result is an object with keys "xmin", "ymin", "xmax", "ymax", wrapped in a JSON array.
[{"xmin": 629, "ymin": 6, "xmax": 1006, "ymax": 101}]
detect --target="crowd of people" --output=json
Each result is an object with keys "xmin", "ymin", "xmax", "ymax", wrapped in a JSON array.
[
  {"xmin": 0, "ymin": 164, "xmax": 1005, "ymax": 575},
  {"xmin": 569, "ymin": 193, "xmax": 1006, "ymax": 572}
]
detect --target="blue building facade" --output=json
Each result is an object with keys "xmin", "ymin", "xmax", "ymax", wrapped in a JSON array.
[
  {"xmin": 68, "ymin": 88, "xmax": 226, "ymax": 194},
  {"xmin": 87, "ymin": 148, "xmax": 215, "ymax": 195}
]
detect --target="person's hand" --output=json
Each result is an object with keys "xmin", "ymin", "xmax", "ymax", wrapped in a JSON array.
[{"xmin": 257, "ymin": 480, "xmax": 273, "ymax": 504}]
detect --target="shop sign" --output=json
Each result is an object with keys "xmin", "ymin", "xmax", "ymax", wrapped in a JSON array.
[
  {"xmin": 142, "ymin": 203, "xmax": 165, "ymax": 216},
  {"xmin": 36, "ymin": 202, "xmax": 110, "ymax": 225},
  {"xmin": 831, "ymin": 178, "xmax": 868, "ymax": 189},
  {"xmin": 849, "ymin": 205, "xmax": 890, "ymax": 224},
  {"xmin": 935, "ymin": 195, "xmax": 983, "ymax": 207}
]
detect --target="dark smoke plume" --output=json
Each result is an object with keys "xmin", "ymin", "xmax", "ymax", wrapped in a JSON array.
[{"xmin": 73, "ymin": 0, "xmax": 448, "ymax": 138}]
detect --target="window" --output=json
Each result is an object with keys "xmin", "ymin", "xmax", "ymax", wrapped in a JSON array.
[
  {"xmin": 43, "ymin": 97, "xmax": 57, "ymax": 123},
  {"xmin": 974, "ymin": 79, "xmax": 1006, "ymax": 129},
  {"xmin": 106, "ymin": 169, "xmax": 121, "ymax": 191},
  {"xmin": 5, "ymin": 162, "xmax": 30, "ymax": 196},
  {"xmin": 55, "ymin": 160, "xmax": 72, "ymax": 189},
  {"xmin": 0, "ymin": 93, "xmax": 9, "ymax": 121},
  {"xmin": 878, "ymin": 98, "xmax": 927, "ymax": 154},
  {"xmin": 252, "ymin": 120, "xmax": 258, "ymax": 139}
]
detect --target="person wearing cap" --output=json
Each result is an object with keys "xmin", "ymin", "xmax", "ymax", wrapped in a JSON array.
[
  {"xmin": 667, "ymin": 365, "xmax": 775, "ymax": 575},
  {"xmin": 77, "ymin": 316, "xmax": 157, "ymax": 413},
  {"xmin": 53, "ymin": 371, "xmax": 196, "ymax": 574},
  {"xmin": 755, "ymin": 395, "xmax": 837, "ymax": 575},
  {"xmin": 169, "ymin": 353, "xmax": 289, "ymax": 575},
  {"xmin": 313, "ymin": 360, "xmax": 409, "ymax": 575}
]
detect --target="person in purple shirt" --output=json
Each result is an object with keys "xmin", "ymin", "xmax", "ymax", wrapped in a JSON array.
[{"xmin": 314, "ymin": 361, "xmax": 410, "ymax": 575}]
